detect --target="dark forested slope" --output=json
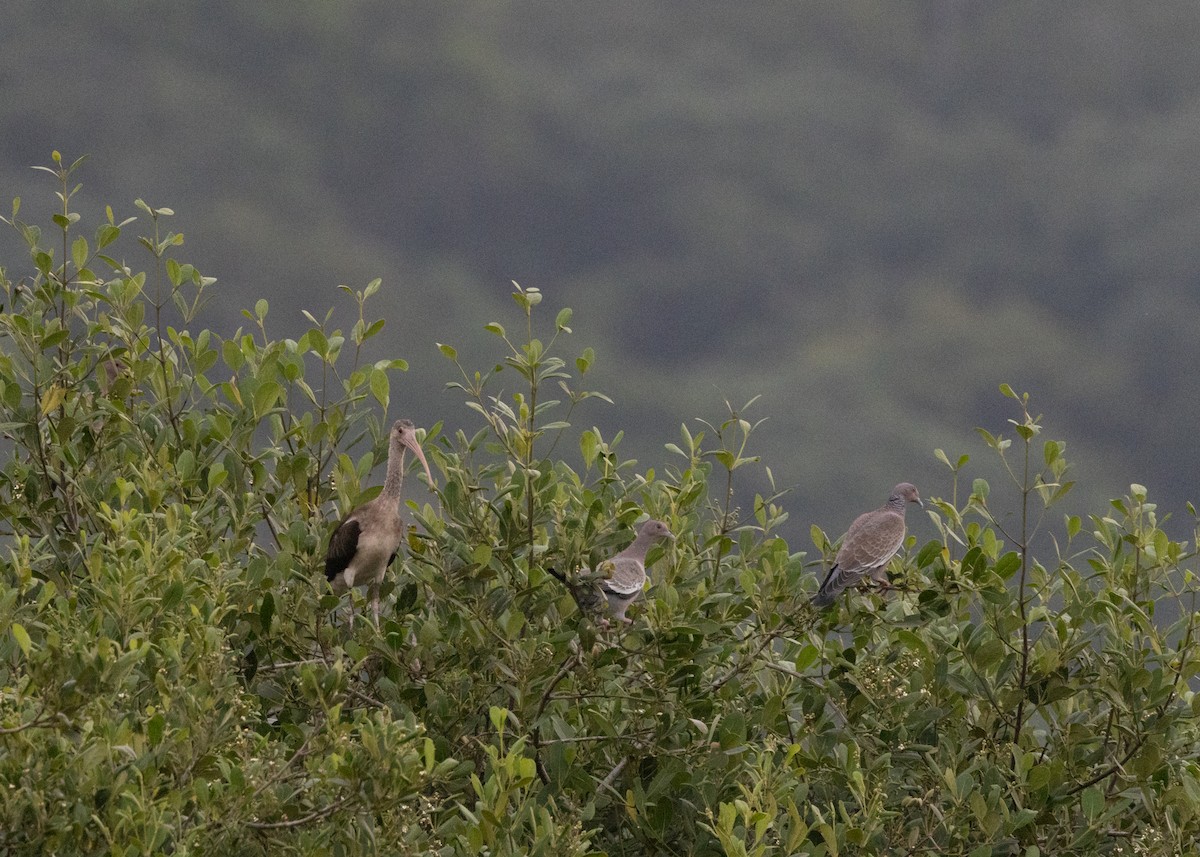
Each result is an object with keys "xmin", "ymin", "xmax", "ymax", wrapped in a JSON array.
[{"xmin": 3, "ymin": 0, "xmax": 1199, "ymax": 530}]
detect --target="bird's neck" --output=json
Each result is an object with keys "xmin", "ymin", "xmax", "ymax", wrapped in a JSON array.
[
  {"xmin": 380, "ymin": 446, "xmax": 407, "ymax": 504},
  {"xmin": 887, "ymin": 496, "xmax": 907, "ymax": 514},
  {"xmin": 619, "ymin": 533, "xmax": 652, "ymax": 559}
]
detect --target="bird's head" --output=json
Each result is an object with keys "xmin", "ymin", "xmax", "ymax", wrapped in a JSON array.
[
  {"xmin": 891, "ymin": 482, "xmax": 923, "ymax": 507},
  {"xmin": 391, "ymin": 419, "xmax": 434, "ymax": 485},
  {"xmin": 640, "ymin": 519, "xmax": 676, "ymax": 542}
]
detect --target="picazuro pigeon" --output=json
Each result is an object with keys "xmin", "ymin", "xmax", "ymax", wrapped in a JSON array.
[
  {"xmin": 811, "ymin": 482, "xmax": 922, "ymax": 609},
  {"xmin": 549, "ymin": 519, "xmax": 675, "ymax": 625}
]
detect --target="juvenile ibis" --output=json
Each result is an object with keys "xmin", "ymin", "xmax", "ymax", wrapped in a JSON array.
[
  {"xmin": 324, "ymin": 419, "xmax": 432, "ymax": 627},
  {"xmin": 549, "ymin": 519, "xmax": 675, "ymax": 625},
  {"xmin": 811, "ymin": 482, "xmax": 923, "ymax": 609}
]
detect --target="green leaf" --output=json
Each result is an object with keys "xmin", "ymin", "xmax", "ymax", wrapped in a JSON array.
[
  {"xmin": 221, "ymin": 338, "xmax": 244, "ymax": 370},
  {"xmin": 916, "ymin": 540, "xmax": 942, "ymax": 568},
  {"xmin": 484, "ymin": 322, "xmax": 506, "ymax": 338},
  {"xmin": 555, "ymin": 307, "xmax": 573, "ymax": 330},
  {"xmin": 253, "ymin": 381, "xmax": 282, "ymax": 418},
  {"xmin": 255, "ymin": 299, "xmax": 268, "ymax": 320},
  {"xmin": 208, "ymin": 462, "xmax": 228, "ymax": 491},
  {"xmin": 260, "ymin": 592, "xmax": 275, "ymax": 631},
  {"xmin": 793, "ymin": 644, "xmax": 818, "ymax": 672},
  {"xmin": 162, "ymin": 581, "xmax": 185, "ymax": 610},
  {"xmin": 176, "ymin": 450, "xmax": 196, "ymax": 480},
  {"xmin": 999, "ymin": 382, "xmax": 1017, "ymax": 399},
  {"xmin": 308, "ymin": 328, "xmax": 329, "ymax": 358},
  {"xmin": 1080, "ymin": 787, "xmax": 1104, "ymax": 820},
  {"xmin": 96, "ymin": 223, "xmax": 120, "ymax": 249},
  {"xmin": 369, "ymin": 367, "xmax": 389, "ymax": 408},
  {"xmin": 11, "ymin": 622, "xmax": 32, "ymax": 656},
  {"xmin": 147, "ymin": 713, "xmax": 165, "ymax": 747},
  {"xmin": 437, "ymin": 342, "xmax": 457, "ymax": 360},
  {"xmin": 71, "ymin": 236, "xmax": 88, "ymax": 270},
  {"xmin": 993, "ymin": 551, "xmax": 1021, "ymax": 580},
  {"xmin": 580, "ymin": 429, "xmax": 598, "ymax": 467},
  {"xmin": 39, "ymin": 385, "xmax": 67, "ymax": 416}
]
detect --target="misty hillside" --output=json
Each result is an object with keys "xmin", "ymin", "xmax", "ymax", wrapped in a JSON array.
[{"xmin": 3, "ymin": 1, "xmax": 1199, "ymax": 534}]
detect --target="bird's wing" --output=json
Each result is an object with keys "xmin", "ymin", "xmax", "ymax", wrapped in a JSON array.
[
  {"xmin": 835, "ymin": 509, "xmax": 906, "ymax": 574},
  {"xmin": 325, "ymin": 518, "xmax": 361, "ymax": 581},
  {"xmin": 813, "ymin": 561, "xmax": 865, "ymax": 606},
  {"xmin": 601, "ymin": 557, "xmax": 645, "ymax": 597}
]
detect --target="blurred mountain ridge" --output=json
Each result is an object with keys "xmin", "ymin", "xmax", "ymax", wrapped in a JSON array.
[{"xmin": 3, "ymin": 0, "xmax": 1198, "ymax": 536}]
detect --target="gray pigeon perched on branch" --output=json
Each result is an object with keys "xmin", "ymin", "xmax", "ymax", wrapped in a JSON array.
[
  {"xmin": 811, "ymin": 483, "xmax": 922, "ymax": 609},
  {"xmin": 548, "ymin": 519, "xmax": 675, "ymax": 625}
]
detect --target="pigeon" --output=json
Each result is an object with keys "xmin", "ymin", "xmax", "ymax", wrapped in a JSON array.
[
  {"xmin": 549, "ymin": 519, "xmax": 675, "ymax": 625},
  {"xmin": 812, "ymin": 482, "xmax": 922, "ymax": 609}
]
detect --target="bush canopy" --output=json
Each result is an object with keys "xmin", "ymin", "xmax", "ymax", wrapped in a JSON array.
[{"xmin": 2, "ymin": 156, "xmax": 1199, "ymax": 856}]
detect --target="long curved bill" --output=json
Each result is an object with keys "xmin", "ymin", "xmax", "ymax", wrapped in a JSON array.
[{"xmin": 403, "ymin": 432, "xmax": 434, "ymax": 486}]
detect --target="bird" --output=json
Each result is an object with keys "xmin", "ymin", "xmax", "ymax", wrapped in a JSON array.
[
  {"xmin": 324, "ymin": 419, "xmax": 433, "ymax": 628},
  {"xmin": 548, "ymin": 519, "xmax": 675, "ymax": 625},
  {"xmin": 811, "ymin": 482, "xmax": 923, "ymax": 609}
]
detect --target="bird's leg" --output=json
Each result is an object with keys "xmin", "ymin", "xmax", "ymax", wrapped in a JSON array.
[{"xmin": 369, "ymin": 582, "xmax": 381, "ymax": 628}]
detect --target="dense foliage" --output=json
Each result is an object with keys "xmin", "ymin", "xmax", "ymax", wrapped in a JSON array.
[{"xmin": 3, "ymin": 161, "xmax": 1200, "ymax": 855}]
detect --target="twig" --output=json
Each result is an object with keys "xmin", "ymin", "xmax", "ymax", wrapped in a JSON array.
[
  {"xmin": 711, "ymin": 626, "xmax": 784, "ymax": 693},
  {"xmin": 530, "ymin": 652, "xmax": 579, "ymax": 785},
  {"xmin": 1065, "ymin": 732, "xmax": 1149, "ymax": 796},
  {"xmin": 0, "ymin": 699, "xmax": 54, "ymax": 735},
  {"xmin": 245, "ymin": 795, "xmax": 352, "ymax": 830},
  {"xmin": 343, "ymin": 685, "xmax": 387, "ymax": 710},
  {"xmin": 256, "ymin": 659, "xmax": 325, "ymax": 672},
  {"xmin": 596, "ymin": 756, "xmax": 628, "ymax": 799}
]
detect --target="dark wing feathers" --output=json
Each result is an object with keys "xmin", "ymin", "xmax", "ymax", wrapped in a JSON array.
[{"xmin": 325, "ymin": 518, "xmax": 361, "ymax": 581}]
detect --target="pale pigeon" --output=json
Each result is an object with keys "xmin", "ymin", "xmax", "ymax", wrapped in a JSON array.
[{"xmin": 549, "ymin": 519, "xmax": 675, "ymax": 624}]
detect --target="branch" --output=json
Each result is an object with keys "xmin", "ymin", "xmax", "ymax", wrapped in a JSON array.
[
  {"xmin": 530, "ymin": 652, "xmax": 579, "ymax": 785},
  {"xmin": 0, "ymin": 699, "xmax": 55, "ymax": 735},
  {"xmin": 596, "ymin": 756, "xmax": 628, "ymax": 799},
  {"xmin": 245, "ymin": 795, "xmax": 353, "ymax": 830},
  {"xmin": 1065, "ymin": 732, "xmax": 1149, "ymax": 796}
]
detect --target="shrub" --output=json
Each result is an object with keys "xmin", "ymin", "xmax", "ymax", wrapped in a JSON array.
[{"xmin": 2, "ymin": 155, "xmax": 1199, "ymax": 856}]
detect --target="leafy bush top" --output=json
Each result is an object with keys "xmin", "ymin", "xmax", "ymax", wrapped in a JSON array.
[{"xmin": 2, "ymin": 155, "xmax": 1199, "ymax": 857}]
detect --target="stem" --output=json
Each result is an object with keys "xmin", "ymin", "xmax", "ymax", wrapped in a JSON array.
[
  {"xmin": 1012, "ymin": 422, "xmax": 1032, "ymax": 750},
  {"xmin": 525, "ymin": 309, "xmax": 536, "ymax": 555},
  {"xmin": 148, "ymin": 214, "xmax": 182, "ymax": 445},
  {"xmin": 530, "ymin": 652, "xmax": 579, "ymax": 785}
]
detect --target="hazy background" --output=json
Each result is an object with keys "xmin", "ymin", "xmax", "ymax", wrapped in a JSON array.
[{"xmin": 3, "ymin": 1, "xmax": 1199, "ymax": 542}]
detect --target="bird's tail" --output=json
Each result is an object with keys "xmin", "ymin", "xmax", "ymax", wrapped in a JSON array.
[
  {"xmin": 810, "ymin": 590, "xmax": 836, "ymax": 609},
  {"xmin": 811, "ymin": 565, "xmax": 842, "ymax": 609},
  {"xmin": 545, "ymin": 566, "xmax": 606, "ymax": 615}
]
